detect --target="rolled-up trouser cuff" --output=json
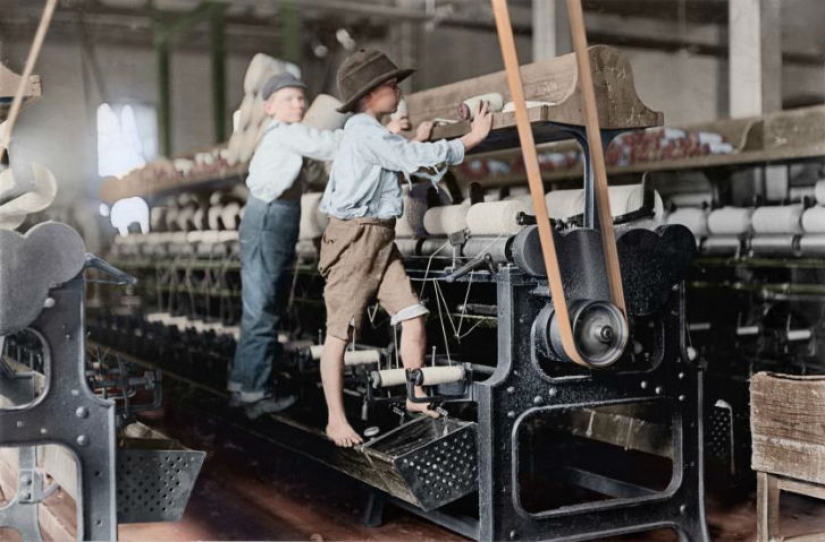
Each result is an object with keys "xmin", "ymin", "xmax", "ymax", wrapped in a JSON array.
[
  {"xmin": 240, "ymin": 390, "xmax": 266, "ymax": 403},
  {"xmin": 390, "ymin": 303, "xmax": 429, "ymax": 326},
  {"xmin": 227, "ymin": 381, "xmax": 242, "ymax": 393}
]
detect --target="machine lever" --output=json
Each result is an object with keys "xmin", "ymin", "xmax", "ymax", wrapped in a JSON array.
[
  {"xmin": 84, "ymin": 253, "xmax": 137, "ymax": 285},
  {"xmin": 444, "ymin": 253, "xmax": 495, "ymax": 283}
]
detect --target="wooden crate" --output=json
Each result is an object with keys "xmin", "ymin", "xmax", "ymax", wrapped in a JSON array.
[{"xmin": 751, "ymin": 372, "xmax": 825, "ymax": 484}]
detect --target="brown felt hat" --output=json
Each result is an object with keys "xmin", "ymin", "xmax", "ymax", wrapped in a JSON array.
[{"xmin": 336, "ymin": 49, "xmax": 415, "ymax": 113}]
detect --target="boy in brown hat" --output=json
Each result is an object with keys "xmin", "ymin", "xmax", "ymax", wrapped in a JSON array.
[{"xmin": 318, "ymin": 49, "xmax": 492, "ymax": 447}]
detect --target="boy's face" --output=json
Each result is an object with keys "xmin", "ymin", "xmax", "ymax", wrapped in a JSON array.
[
  {"xmin": 264, "ymin": 86, "xmax": 306, "ymax": 123},
  {"xmin": 362, "ymin": 78, "xmax": 401, "ymax": 115}
]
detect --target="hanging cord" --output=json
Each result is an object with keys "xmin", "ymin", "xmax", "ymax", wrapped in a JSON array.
[
  {"xmin": 417, "ymin": 239, "xmax": 450, "ymax": 299},
  {"xmin": 0, "ymin": 0, "xmax": 58, "ymax": 164}
]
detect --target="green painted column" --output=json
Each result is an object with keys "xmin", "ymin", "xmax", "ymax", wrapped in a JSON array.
[
  {"xmin": 279, "ymin": 0, "xmax": 301, "ymax": 67},
  {"xmin": 154, "ymin": 16, "xmax": 172, "ymax": 157}
]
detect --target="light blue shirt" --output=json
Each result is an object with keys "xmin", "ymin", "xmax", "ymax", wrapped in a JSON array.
[
  {"xmin": 320, "ymin": 113, "xmax": 465, "ymax": 219},
  {"xmin": 245, "ymin": 120, "xmax": 342, "ymax": 203}
]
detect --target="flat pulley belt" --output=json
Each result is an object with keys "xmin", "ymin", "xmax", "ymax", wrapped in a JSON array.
[{"xmin": 491, "ymin": 0, "xmax": 627, "ymax": 367}]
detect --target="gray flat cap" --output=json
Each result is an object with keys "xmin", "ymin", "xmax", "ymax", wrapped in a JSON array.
[{"xmin": 261, "ymin": 72, "xmax": 306, "ymax": 99}]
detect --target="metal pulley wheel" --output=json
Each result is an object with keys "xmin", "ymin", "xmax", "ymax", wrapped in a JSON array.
[{"xmin": 534, "ymin": 299, "xmax": 628, "ymax": 368}]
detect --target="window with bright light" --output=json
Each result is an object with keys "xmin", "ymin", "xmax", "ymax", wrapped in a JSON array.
[{"xmin": 97, "ymin": 103, "xmax": 158, "ymax": 178}]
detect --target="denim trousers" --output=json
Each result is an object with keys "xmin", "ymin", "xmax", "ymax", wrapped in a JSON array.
[{"xmin": 228, "ymin": 196, "xmax": 300, "ymax": 402}]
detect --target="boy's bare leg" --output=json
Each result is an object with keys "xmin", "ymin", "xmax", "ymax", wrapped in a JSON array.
[
  {"xmin": 399, "ymin": 316, "xmax": 439, "ymax": 418},
  {"xmin": 321, "ymin": 335, "xmax": 364, "ymax": 447}
]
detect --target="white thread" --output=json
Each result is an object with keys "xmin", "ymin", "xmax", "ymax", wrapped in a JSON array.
[
  {"xmin": 466, "ymin": 200, "xmax": 527, "ymax": 235},
  {"xmin": 752, "ymin": 205, "xmax": 803, "ymax": 234},
  {"xmin": 802, "ymin": 206, "xmax": 825, "ymax": 233},
  {"xmin": 707, "ymin": 207, "xmax": 753, "ymax": 235},
  {"xmin": 666, "ymin": 207, "xmax": 709, "ymax": 236},
  {"xmin": 423, "ymin": 203, "xmax": 470, "ymax": 236}
]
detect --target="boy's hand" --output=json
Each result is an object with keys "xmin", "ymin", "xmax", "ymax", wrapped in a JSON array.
[
  {"xmin": 414, "ymin": 121, "xmax": 434, "ymax": 142},
  {"xmin": 460, "ymin": 100, "xmax": 493, "ymax": 151},
  {"xmin": 386, "ymin": 116, "xmax": 411, "ymax": 134}
]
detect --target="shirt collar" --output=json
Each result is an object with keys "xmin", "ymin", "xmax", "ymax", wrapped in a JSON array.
[{"xmin": 346, "ymin": 113, "xmax": 382, "ymax": 128}]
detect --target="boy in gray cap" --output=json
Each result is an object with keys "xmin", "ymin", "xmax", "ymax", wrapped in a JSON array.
[
  {"xmin": 228, "ymin": 72, "xmax": 343, "ymax": 419},
  {"xmin": 318, "ymin": 49, "xmax": 492, "ymax": 447}
]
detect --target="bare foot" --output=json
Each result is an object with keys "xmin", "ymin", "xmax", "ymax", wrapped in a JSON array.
[
  {"xmin": 326, "ymin": 419, "xmax": 363, "ymax": 448},
  {"xmin": 406, "ymin": 398, "xmax": 440, "ymax": 419}
]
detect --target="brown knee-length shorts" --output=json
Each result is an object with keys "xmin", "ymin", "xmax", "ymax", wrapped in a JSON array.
[{"xmin": 319, "ymin": 217, "xmax": 427, "ymax": 340}]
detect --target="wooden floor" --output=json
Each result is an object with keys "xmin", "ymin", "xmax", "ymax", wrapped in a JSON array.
[{"xmin": 112, "ymin": 403, "xmax": 825, "ymax": 542}]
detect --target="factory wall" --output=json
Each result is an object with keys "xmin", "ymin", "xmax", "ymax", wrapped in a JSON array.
[{"xmin": 5, "ymin": 39, "xmax": 254, "ymax": 204}]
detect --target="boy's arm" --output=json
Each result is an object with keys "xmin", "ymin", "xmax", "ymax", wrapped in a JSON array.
[
  {"xmin": 364, "ymin": 102, "xmax": 492, "ymax": 173},
  {"xmin": 278, "ymin": 123, "xmax": 343, "ymax": 161}
]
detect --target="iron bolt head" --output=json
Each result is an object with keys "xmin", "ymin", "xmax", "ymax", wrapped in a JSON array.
[
  {"xmin": 76, "ymin": 407, "xmax": 89, "ymax": 419},
  {"xmin": 43, "ymin": 297, "xmax": 55, "ymax": 308},
  {"xmin": 77, "ymin": 435, "xmax": 89, "ymax": 447}
]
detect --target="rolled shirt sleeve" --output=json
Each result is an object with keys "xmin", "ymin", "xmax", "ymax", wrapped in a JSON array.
[{"xmin": 361, "ymin": 130, "xmax": 465, "ymax": 175}]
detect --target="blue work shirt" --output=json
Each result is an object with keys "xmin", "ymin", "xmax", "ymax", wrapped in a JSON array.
[
  {"xmin": 320, "ymin": 113, "xmax": 465, "ymax": 220},
  {"xmin": 246, "ymin": 119, "xmax": 342, "ymax": 203}
]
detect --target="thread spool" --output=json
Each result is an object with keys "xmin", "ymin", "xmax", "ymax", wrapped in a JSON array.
[
  {"xmin": 622, "ymin": 185, "xmax": 665, "ymax": 223},
  {"xmin": 423, "ymin": 203, "xmax": 470, "ymax": 236},
  {"xmin": 343, "ymin": 350, "xmax": 381, "ymax": 366},
  {"xmin": 668, "ymin": 192, "xmax": 713, "ymax": 208},
  {"xmin": 736, "ymin": 325, "xmax": 760, "ymax": 336},
  {"xmin": 208, "ymin": 204, "xmax": 223, "ymax": 231},
  {"xmin": 461, "ymin": 237, "xmax": 510, "ymax": 263},
  {"xmin": 707, "ymin": 207, "xmax": 752, "ymax": 235},
  {"xmin": 666, "ymin": 208, "xmax": 708, "ymax": 237},
  {"xmin": 413, "ymin": 366, "xmax": 466, "ymax": 386},
  {"xmin": 802, "ymin": 207, "xmax": 825, "ymax": 233},
  {"xmin": 545, "ymin": 189, "xmax": 583, "ymax": 219},
  {"xmin": 466, "ymin": 200, "xmax": 528, "ymax": 236},
  {"xmin": 309, "ymin": 344, "xmax": 324, "ymax": 359},
  {"xmin": 303, "ymin": 94, "xmax": 350, "ymax": 131},
  {"xmin": 457, "ymin": 93, "xmax": 504, "ymax": 120},
  {"xmin": 751, "ymin": 205, "xmax": 803, "ymax": 234},
  {"xmin": 299, "ymin": 193, "xmax": 325, "ymax": 240},
  {"xmin": 307, "ymin": 345, "xmax": 380, "ymax": 366},
  {"xmin": 395, "ymin": 238, "xmax": 420, "ymax": 257},
  {"xmin": 749, "ymin": 235, "xmax": 798, "ymax": 257},
  {"xmin": 371, "ymin": 368, "xmax": 407, "ymax": 388},
  {"xmin": 175, "ymin": 205, "xmax": 196, "ymax": 232},
  {"xmin": 544, "ymin": 184, "xmax": 663, "ymax": 221},
  {"xmin": 787, "ymin": 329, "xmax": 813, "ymax": 342},
  {"xmin": 700, "ymin": 235, "xmax": 743, "ymax": 255},
  {"xmin": 218, "ymin": 230, "xmax": 239, "ymax": 243},
  {"xmin": 220, "ymin": 202, "xmax": 241, "ymax": 230},
  {"xmin": 192, "ymin": 206, "xmax": 207, "ymax": 231},
  {"xmin": 799, "ymin": 235, "xmax": 825, "ymax": 256},
  {"xmin": 815, "ymin": 180, "xmax": 825, "ymax": 206},
  {"xmin": 150, "ymin": 206, "xmax": 167, "ymax": 232}
]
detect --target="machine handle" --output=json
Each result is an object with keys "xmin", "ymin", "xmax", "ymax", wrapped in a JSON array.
[
  {"xmin": 444, "ymin": 253, "xmax": 494, "ymax": 283},
  {"xmin": 84, "ymin": 254, "xmax": 137, "ymax": 285}
]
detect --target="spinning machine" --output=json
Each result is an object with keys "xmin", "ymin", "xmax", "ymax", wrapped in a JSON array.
[{"xmin": 89, "ymin": 40, "xmax": 711, "ymax": 542}]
